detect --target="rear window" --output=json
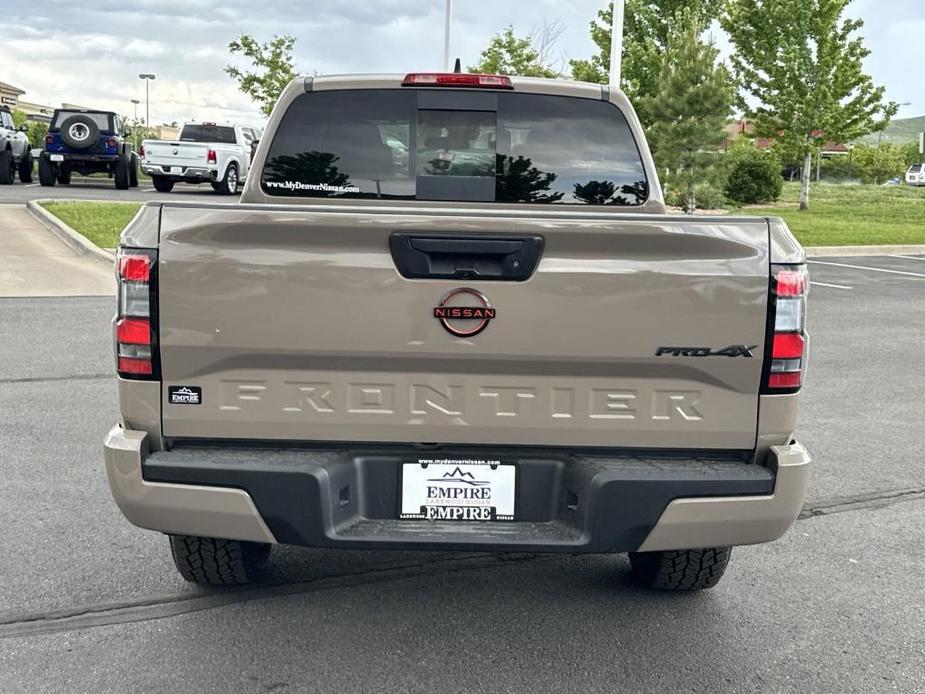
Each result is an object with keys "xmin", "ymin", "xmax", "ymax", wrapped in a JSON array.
[
  {"xmin": 52, "ymin": 111, "xmax": 112, "ymax": 131},
  {"xmin": 261, "ymin": 89, "xmax": 648, "ymax": 205},
  {"xmin": 180, "ymin": 125, "xmax": 236, "ymax": 144},
  {"xmin": 909, "ymin": 164, "xmax": 923, "ymax": 173}
]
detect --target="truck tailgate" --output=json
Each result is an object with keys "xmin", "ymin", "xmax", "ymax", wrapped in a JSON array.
[
  {"xmin": 144, "ymin": 141, "xmax": 208, "ymax": 166},
  {"xmin": 156, "ymin": 204, "xmax": 770, "ymax": 449}
]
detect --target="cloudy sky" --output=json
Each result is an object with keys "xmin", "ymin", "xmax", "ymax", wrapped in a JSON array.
[{"xmin": 1, "ymin": 0, "xmax": 920, "ymax": 127}]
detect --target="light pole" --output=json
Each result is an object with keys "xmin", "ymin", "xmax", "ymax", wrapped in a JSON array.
[
  {"xmin": 138, "ymin": 73, "xmax": 156, "ymax": 127},
  {"xmin": 443, "ymin": 0, "xmax": 452, "ymax": 71},
  {"xmin": 609, "ymin": 0, "xmax": 626, "ymax": 87},
  {"xmin": 130, "ymin": 98, "xmax": 140, "ymax": 122}
]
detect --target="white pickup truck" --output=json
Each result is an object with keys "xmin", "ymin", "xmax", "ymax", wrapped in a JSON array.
[{"xmin": 140, "ymin": 122, "xmax": 259, "ymax": 195}]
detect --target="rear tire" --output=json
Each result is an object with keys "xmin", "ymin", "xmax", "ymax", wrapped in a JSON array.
[
  {"xmin": 214, "ymin": 163, "xmax": 239, "ymax": 195},
  {"xmin": 169, "ymin": 535, "xmax": 271, "ymax": 586},
  {"xmin": 38, "ymin": 153, "xmax": 56, "ymax": 187},
  {"xmin": 152, "ymin": 175, "xmax": 174, "ymax": 193},
  {"xmin": 629, "ymin": 547, "xmax": 732, "ymax": 591},
  {"xmin": 129, "ymin": 154, "xmax": 139, "ymax": 187},
  {"xmin": 0, "ymin": 150, "xmax": 13, "ymax": 185},
  {"xmin": 18, "ymin": 149, "xmax": 33, "ymax": 183},
  {"xmin": 114, "ymin": 154, "xmax": 130, "ymax": 190}
]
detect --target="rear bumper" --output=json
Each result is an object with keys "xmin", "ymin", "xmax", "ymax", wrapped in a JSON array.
[
  {"xmin": 47, "ymin": 152, "xmax": 118, "ymax": 163},
  {"xmin": 104, "ymin": 425, "xmax": 810, "ymax": 552},
  {"xmin": 142, "ymin": 164, "xmax": 217, "ymax": 181}
]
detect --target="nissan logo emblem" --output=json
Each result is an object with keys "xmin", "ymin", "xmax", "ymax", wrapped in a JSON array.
[{"xmin": 433, "ymin": 288, "xmax": 496, "ymax": 337}]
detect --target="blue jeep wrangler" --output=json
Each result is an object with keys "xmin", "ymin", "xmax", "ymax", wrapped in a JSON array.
[{"xmin": 38, "ymin": 109, "xmax": 138, "ymax": 189}]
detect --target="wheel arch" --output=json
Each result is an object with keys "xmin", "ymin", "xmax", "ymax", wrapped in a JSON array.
[{"xmin": 220, "ymin": 156, "xmax": 241, "ymax": 180}]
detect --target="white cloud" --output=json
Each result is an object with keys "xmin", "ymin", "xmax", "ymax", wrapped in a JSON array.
[{"xmin": 0, "ymin": 0, "xmax": 918, "ymax": 127}]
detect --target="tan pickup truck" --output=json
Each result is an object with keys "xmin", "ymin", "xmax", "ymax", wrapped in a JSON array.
[{"xmin": 104, "ymin": 72, "xmax": 811, "ymax": 591}]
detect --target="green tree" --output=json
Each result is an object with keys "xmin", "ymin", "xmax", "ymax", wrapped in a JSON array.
[
  {"xmin": 569, "ymin": 1, "xmax": 717, "ymax": 110},
  {"xmin": 25, "ymin": 121, "xmax": 49, "ymax": 150},
  {"xmin": 10, "ymin": 110, "xmax": 48, "ymax": 149},
  {"xmin": 469, "ymin": 26, "xmax": 559, "ymax": 78},
  {"xmin": 226, "ymin": 34, "xmax": 298, "ymax": 117},
  {"xmin": 722, "ymin": 0, "xmax": 897, "ymax": 209},
  {"xmin": 844, "ymin": 143, "xmax": 917, "ymax": 184},
  {"xmin": 641, "ymin": 13, "xmax": 735, "ymax": 212}
]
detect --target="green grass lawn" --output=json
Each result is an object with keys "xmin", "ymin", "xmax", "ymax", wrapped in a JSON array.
[
  {"xmin": 37, "ymin": 183, "xmax": 925, "ymax": 250},
  {"xmin": 743, "ymin": 182, "xmax": 925, "ymax": 246},
  {"xmin": 39, "ymin": 201, "xmax": 141, "ymax": 249}
]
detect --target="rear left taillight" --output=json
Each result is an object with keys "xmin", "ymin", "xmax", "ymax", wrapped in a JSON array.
[
  {"xmin": 107, "ymin": 138, "xmax": 118, "ymax": 149},
  {"xmin": 207, "ymin": 149, "xmax": 217, "ymax": 164},
  {"xmin": 115, "ymin": 248, "xmax": 158, "ymax": 379},
  {"xmin": 138, "ymin": 145, "xmax": 145, "ymax": 158},
  {"xmin": 763, "ymin": 264, "xmax": 808, "ymax": 393}
]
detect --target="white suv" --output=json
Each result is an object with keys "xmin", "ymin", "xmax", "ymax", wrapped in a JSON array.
[
  {"xmin": 0, "ymin": 106, "xmax": 33, "ymax": 185},
  {"xmin": 905, "ymin": 163, "xmax": 925, "ymax": 187}
]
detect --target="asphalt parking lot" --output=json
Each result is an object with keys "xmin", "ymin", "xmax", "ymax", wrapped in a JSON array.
[
  {"xmin": 0, "ymin": 178, "xmax": 238, "ymax": 204},
  {"xmin": 1, "ymin": 246, "xmax": 923, "ymax": 692}
]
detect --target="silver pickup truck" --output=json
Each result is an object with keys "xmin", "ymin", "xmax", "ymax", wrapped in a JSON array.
[{"xmin": 105, "ymin": 73, "xmax": 811, "ymax": 591}]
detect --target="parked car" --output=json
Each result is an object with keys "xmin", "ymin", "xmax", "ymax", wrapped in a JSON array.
[
  {"xmin": 240, "ymin": 125, "xmax": 262, "ymax": 160},
  {"xmin": 0, "ymin": 105, "xmax": 33, "ymax": 184},
  {"xmin": 38, "ymin": 109, "xmax": 138, "ymax": 189},
  {"xmin": 904, "ymin": 163, "xmax": 925, "ymax": 187},
  {"xmin": 105, "ymin": 72, "xmax": 811, "ymax": 591},
  {"xmin": 140, "ymin": 122, "xmax": 253, "ymax": 194}
]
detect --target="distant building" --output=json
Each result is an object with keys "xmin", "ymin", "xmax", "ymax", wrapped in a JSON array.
[
  {"xmin": 150, "ymin": 124, "xmax": 180, "ymax": 140},
  {"xmin": 726, "ymin": 119, "xmax": 849, "ymax": 157},
  {"xmin": 0, "ymin": 80, "xmax": 24, "ymax": 108},
  {"xmin": 0, "ymin": 80, "xmax": 55, "ymax": 123}
]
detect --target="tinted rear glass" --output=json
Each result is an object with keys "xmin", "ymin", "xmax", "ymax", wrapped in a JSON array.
[
  {"xmin": 180, "ymin": 125, "xmax": 236, "ymax": 144},
  {"xmin": 909, "ymin": 164, "xmax": 923, "ymax": 173},
  {"xmin": 52, "ymin": 111, "xmax": 112, "ymax": 131},
  {"xmin": 262, "ymin": 89, "xmax": 648, "ymax": 205}
]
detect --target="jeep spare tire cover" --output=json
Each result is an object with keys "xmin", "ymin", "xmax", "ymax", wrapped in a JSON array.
[{"xmin": 59, "ymin": 115, "xmax": 100, "ymax": 150}]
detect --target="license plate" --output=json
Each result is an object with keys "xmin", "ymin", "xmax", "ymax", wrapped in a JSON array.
[
  {"xmin": 400, "ymin": 458, "xmax": 516, "ymax": 522},
  {"xmin": 49, "ymin": 154, "xmax": 64, "ymax": 162}
]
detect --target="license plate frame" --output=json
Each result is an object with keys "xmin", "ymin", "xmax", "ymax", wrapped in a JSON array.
[{"xmin": 399, "ymin": 457, "xmax": 517, "ymax": 522}]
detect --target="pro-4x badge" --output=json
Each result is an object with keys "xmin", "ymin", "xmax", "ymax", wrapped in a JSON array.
[
  {"xmin": 169, "ymin": 386, "xmax": 202, "ymax": 405},
  {"xmin": 655, "ymin": 345, "xmax": 758, "ymax": 358}
]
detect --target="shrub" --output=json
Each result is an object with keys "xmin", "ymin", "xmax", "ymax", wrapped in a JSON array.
[
  {"xmin": 724, "ymin": 146, "xmax": 783, "ymax": 204},
  {"xmin": 665, "ymin": 181, "xmax": 727, "ymax": 211}
]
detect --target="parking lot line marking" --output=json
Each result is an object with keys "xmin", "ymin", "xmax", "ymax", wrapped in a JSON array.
[
  {"xmin": 811, "ymin": 281, "xmax": 853, "ymax": 290},
  {"xmin": 807, "ymin": 260, "xmax": 925, "ymax": 279},
  {"xmin": 890, "ymin": 255, "xmax": 925, "ymax": 262}
]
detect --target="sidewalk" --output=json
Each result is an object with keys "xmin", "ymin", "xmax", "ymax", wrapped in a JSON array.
[{"xmin": 0, "ymin": 204, "xmax": 115, "ymax": 297}]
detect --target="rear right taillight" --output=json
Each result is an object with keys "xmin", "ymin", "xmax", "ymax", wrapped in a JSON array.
[
  {"xmin": 763, "ymin": 264, "xmax": 808, "ymax": 393},
  {"xmin": 207, "ymin": 148, "xmax": 217, "ymax": 164},
  {"xmin": 115, "ymin": 248, "xmax": 158, "ymax": 379}
]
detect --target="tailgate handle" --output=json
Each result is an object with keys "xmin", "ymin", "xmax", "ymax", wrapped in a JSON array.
[{"xmin": 390, "ymin": 233, "xmax": 543, "ymax": 281}]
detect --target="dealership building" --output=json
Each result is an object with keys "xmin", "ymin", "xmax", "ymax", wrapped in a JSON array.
[{"xmin": 0, "ymin": 81, "xmax": 55, "ymax": 123}]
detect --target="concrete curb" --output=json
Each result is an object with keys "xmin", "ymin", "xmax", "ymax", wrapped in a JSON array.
[
  {"xmin": 25, "ymin": 200, "xmax": 116, "ymax": 264},
  {"xmin": 804, "ymin": 245, "xmax": 925, "ymax": 257}
]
